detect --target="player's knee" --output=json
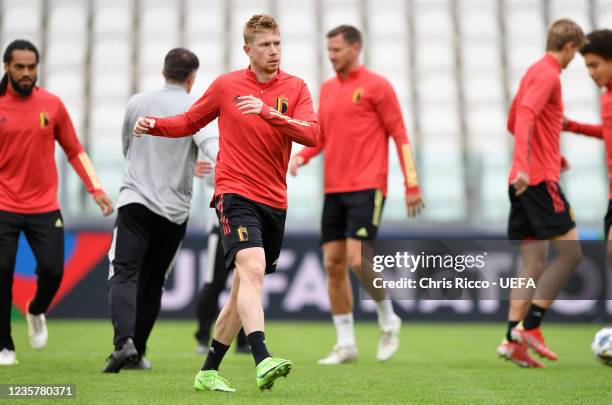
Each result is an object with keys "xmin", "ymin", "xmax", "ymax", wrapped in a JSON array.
[
  {"xmin": 38, "ymin": 272, "xmax": 62, "ymax": 293},
  {"xmin": 560, "ymin": 243, "xmax": 582, "ymax": 267},
  {"xmin": 108, "ymin": 258, "xmax": 140, "ymax": 282},
  {"xmin": 37, "ymin": 257, "xmax": 64, "ymax": 280},
  {"xmin": 532, "ymin": 258, "xmax": 548, "ymax": 275},
  {"xmin": 245, "ymin": 270, "xmax": 264, "ymax": 289},
  {"xmin": 326, "ymin": 266, "xmax": 347, "ymax": 288},
  {"xmin": 237, "ymin": 262, "xmax": 264, "ymax": 287},
  {"xmin": 324, "ymin": 255, "xmax": 346, "ymax": 275}
]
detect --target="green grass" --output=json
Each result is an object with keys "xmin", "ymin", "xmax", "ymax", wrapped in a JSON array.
[{"xmin": 1, "ymin": 321, "xmax": 611, "ymax": 404}]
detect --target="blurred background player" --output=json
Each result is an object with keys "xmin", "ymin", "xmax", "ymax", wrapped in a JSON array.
[
  {"xmin": 133, "ymin": 14, "xmax": 320, "ymax": 392},
  {"xmin": 0, "ymin": 39, "xmax": 113, "ymax": 366},
  {"xmin": 193, "ymin": 133, "xmax": 249, "ymax": 355},
  {"xmin": 289, "ymin": 25, "xmax": 424, "ymax": 364},
  {"xmin": 104, "ymin": 48, "xmax": 215, "ymax": 373},
  {"xmin": 564, "ymin": 29, "xmax": 612, "ymax": 252},
  {"xmin": 497, "ymin": 19, "xmax": 586, "ymax": 368}
]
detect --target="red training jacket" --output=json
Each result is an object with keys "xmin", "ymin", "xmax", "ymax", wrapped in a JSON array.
[
  {"xmin": 297, "ymin": 65, "xmax": 420, "ymax": 196},
  {"xmin": 565, "ymin": 80, "xmax": 612, "ymax": 198},
  {"xmin": 0, "ymin": 86, "xmax": 104, "ymax": 213},
  {"xmin": 508, "ymin": 54, "xmax": 565, "ymax": 185},
  {"xmin": 148, "ymin": 68, "xmax": 319, "ymax": 210}
]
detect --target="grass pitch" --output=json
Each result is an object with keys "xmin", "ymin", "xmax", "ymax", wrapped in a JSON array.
[{"xmin": 1, "ymin": 320, "xmax": 611, "ymax": 404}]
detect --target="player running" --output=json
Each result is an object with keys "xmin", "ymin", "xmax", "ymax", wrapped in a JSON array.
[
  {"xmin": 103, "ymin": 48, "xmax": 215, "ymax": 373},
  {"xmin": 193, "ymin": 132, "xmax": 249, "ymax": 355},
  {"xmin": 133, "ymin": 15, "xmax": 319, "ymax": 392},
  {"xmin": 289, "ymin": 25, "xmax": 424, "ymax": 364},
  {"xmin": 564, "ymin": 30, "xmax": 612, "ymax": 249},
  {"xmin": 497, "ymin": 19, "xmax": 586, "ymax": 368}
]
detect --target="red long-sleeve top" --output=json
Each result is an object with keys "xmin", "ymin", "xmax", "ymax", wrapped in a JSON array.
[
  {"xmin": 0, "ymin": 86, "xmax": 104, "ymax": 213},
  {"xmin": 508, "ymin": 54, "xmax": 565, "ymax": 185},
  {"xmin": 565, "ymin": 81, "xmax": 612, "ymax": 198},
  {"xmin": 148, "ymin": 68, "xmax": 319, "ymax": 209},
  {"xmin": 296, "ymin": 65, "xmax": 420, "ymax": 196}
]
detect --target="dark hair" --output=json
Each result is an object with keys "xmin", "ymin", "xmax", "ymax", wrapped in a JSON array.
[
  {"xmin": 1, "ymin": 39, "xmax": 39, "ymax": 96},
  {"xmin": 580, "ymin": 29, "xmax": 612, "ymax": 60},
  {"xmin": 163, "ymin": 48, "xmax": 199, "ymax": 83},
  {"xmin": 326, "ymin": 25, "xmax": 362, "ymax": 45}
]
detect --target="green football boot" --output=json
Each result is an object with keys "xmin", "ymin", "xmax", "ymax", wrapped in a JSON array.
[
  {"xmin": 255, "ymin": 357, "xmax": 293, "ymax": 390},
  {"xmin": 194, "ymin": 369, "xmax": 236, "ymax": 393}
]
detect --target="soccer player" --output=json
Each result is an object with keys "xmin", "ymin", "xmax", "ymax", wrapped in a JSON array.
[
  {"xmin": 497, "ymin": 19, "xmax": 586, "ymax": 368},
  {"xmin": 289, "ymin": 25, "xmax": 423, "ymax": 364},
  {"xmin": 133, "ymin": 15, "xmax": 319, "ymax": 392},
  {"xmin": 194, "ymin": 143, "xmax": 249, "ymax": 355},
  {"xmin": 0, "ymin": 40, "xmax": 113, "ymax": 366},
  {"xmin": 103, "ymin": 48, "xmax": 216, "ymax": 373},
  {"xmin": 564, "ymin": 30, "xmax": 612, "ymax": 251}
]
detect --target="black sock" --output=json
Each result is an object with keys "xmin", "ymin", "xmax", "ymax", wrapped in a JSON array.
[
  {"xmin": 506, "ymin": 321, "xmax": 520, "ymax": 342},
  {"xmin": 246, "ymin": 331, "xmax": 271, "ymax": 365},
  {"xmin": 236, "ymin": 328, "xmax": 248, "ymax": 348},
  {"xmin": 523, "ymin": 304, "xmax": 547, "ymax": 330},
  {"xmin": 201, "ymin": 339, "xmax": 230, "ymax": 371}
]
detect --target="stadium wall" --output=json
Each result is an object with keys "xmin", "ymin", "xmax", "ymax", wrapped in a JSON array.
[{"xmin": 10, "ymin": 229, "xmax": 612, "ymax": 322}]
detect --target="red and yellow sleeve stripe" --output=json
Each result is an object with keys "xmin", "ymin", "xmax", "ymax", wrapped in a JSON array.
[
  {"xmin": 401, "ymin": 144, "xmax": 419, "ymax": 190},
  {"xmin": 77, "ymin": 152, "xmax": 103, "ymax": 191},
  {"xmin": 267, "ymin": 108, "xmax": 311, "ymax": 127}
]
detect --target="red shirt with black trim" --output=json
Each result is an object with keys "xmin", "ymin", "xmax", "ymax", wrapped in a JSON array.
[
  {"xmin": 0, "ymin": 86, "xmax": 104, "ymax": 214},
  {"xmin": 508, "ymin": 54, "xmax": 564, "ymax": 185},
  {"xmin": 148, "ymin": 68, "xmax": 320, "ymax": 210},
  {"xmin": 565, "ymin": 80, "xmax": 612, "ymax": 198},
  {"xmin": 297, "ymin": 65, "xmax": 420, "ymax": 196}
]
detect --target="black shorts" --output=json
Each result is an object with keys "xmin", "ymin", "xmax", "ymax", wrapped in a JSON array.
[
  {"xmin": 604, "ymin": 200, "xmax": 612, "ymax": 239},
  {"xmin": 507, "ymin": 181, "xmax": 575, "ymax": 240},
  {"xmin": 0, "ymin": 209, "xmax": 65, "ymax": 275},
  {"xmin": 214, "ymin": 194, "xmax": 286, "ymax": 274},
  {"xmin": 321, "ymin": 189, "xmax": 386, "ymax": 244}
]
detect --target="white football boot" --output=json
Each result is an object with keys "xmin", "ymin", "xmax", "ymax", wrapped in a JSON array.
[
  {"xmin": 377, "ymin": 313, "xmax": 401, "ymax": 362},
  {"xmin": 27, "ymin": 312, "xmax": 48, "ymax": 350},
  {"xmin": 318, "ymin": 345, "xmax": 358, "ymax": 365},
  {"xmin": 0, "ymin": 349, "xmax": 17, "ymax": 365}
]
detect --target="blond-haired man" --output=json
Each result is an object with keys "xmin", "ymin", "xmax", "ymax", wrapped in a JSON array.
[
  {"xmin": 498, "ymin": 18, "xmax": 586, "ymax": 368},
  {"xmin": 133, "ymin": 14, "xmax": 319, "ymax": 392}
]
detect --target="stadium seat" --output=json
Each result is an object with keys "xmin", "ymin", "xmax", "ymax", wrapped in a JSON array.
[{"xmin": 1, "ymin": 0, "xmax": 605, "ymax": 228}]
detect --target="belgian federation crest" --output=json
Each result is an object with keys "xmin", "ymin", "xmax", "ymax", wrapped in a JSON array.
[
  {"xmin": 237, "ymin": 225, "xmax": 249, "ymax": 242},
  {"xmin": 39, "ymin": 111, "xmax": 49, "ymax": 128},
  {"xmin": 275, "ymin": 96, "xmax": 288, "ymax": 113},
  {"xmin": 352, "ymin": 87, "xmax": 364, "ymax": 104}
]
